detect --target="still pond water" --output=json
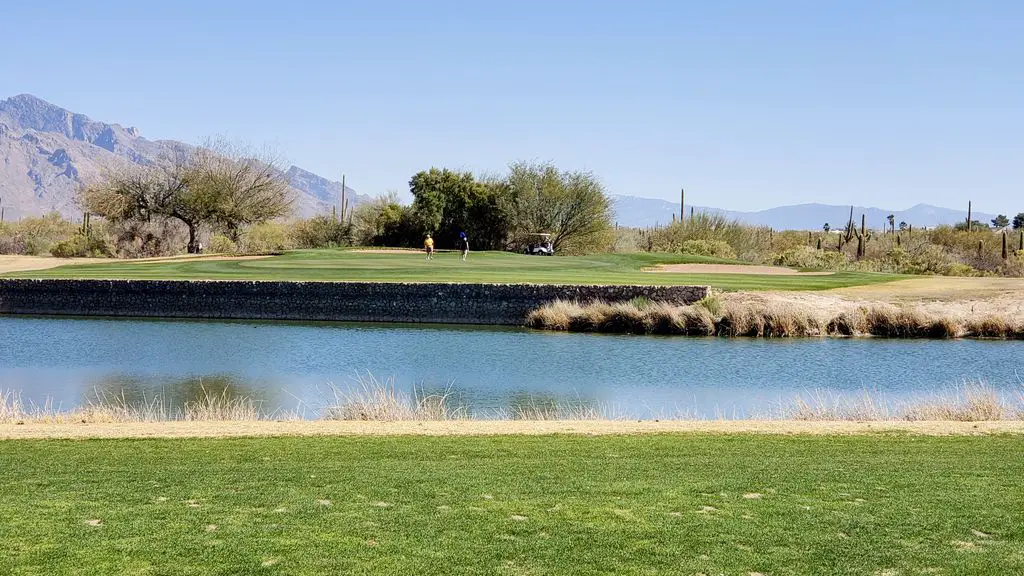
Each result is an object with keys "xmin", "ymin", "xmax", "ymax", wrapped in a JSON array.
[{"xmin": 1, "ymin": 316, "xmax": 1022, "ymax": 418}]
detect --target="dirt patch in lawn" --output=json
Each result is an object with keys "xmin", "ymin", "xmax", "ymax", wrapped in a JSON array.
[
  {"xmin": 647, "ymin": 264, "xmax": 834, "ymax": 276},
  {"xmin": 0, "ymin": 420, "xmax": 1020, "ymax": 439}
]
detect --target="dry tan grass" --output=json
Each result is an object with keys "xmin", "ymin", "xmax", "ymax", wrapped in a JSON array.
[
  {"xmin": 526, "ymin": 296, "xmax": 1013, "ymax": 339},
  {"xmin": 647, "ymin": 263, "xmax": 834, "ymax": 276},
  {"xmin": 780, "ymin": 383, "xmax": 1021, "ymax": 422},
  {"xmin": 183, "ymin": 387, "xmax": 264, "ymax": 421},
  {"xmin": 2, "ymin": 420, "xmax": 1022, "ymax": 439},
  {"xmin": 321, "ymin": 374, "xmax": 466, "ymax": 421},
  {"xmin": 902, "ymin": 383, "xmax": 1010, "ymax": 422}
]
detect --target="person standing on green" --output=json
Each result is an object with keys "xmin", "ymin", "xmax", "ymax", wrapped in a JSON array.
[
  {"xmin": 424, "ymin": 234, "xmax": 434, "ymax": 260},
  {"xmin": 459, "ymin": 231, "xmax": 469, "ymax": 261}
]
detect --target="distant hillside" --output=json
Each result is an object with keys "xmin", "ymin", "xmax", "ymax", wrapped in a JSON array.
[
  {"xmin": 0, "ymin": 94, "xmax": 366, "ymax": 220},
  {"xmin": 611, "ymin": 194, "xmax": 999, "ymax": 231}
]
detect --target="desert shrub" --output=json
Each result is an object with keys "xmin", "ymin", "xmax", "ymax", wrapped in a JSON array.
[
  {"xmin": 290, "ymin": 216, "xmax": 351, "ymax": 249},
  {"xmin": 772, "ymin": 246, "xmax": 849, "ymax": 270},
  {"xmin": 679, "ymin": 239, "xmax": 736, "ymax": 259},
  {"xmin": 943, "ymin": 263, "xmax": 977, "ymax": 277},
  {"xmin": 208, "ymin": 234, "xmax": 238, "ymax": 254},
  {"xmin": 649, "ymin": 212, "xmax": 770, "ymax": 262},
  {"xmin": 2, "ymin": 212, "xmax": 77, "ymax": 255},
  {"xmin": 241, "ymin": 222, "xmax": 292, "ymax": 253},
  {"xmin": 49, "ymin": 234, "xmax": 112, "ymax": 258},
  {"xmin": 109, "ymin": 219, "xmax": 187, "ymax": 258}
]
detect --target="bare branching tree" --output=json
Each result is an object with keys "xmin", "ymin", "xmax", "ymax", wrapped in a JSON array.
[
  {"xmin": 192, "ymin": 140, "xmax": 293, "ymax": 242},
  {"xmin": 82, "ymin": 140, "xmax": 293, "ymax": 253}
]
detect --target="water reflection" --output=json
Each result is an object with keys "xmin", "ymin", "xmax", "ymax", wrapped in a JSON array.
[
  {"xmin": 1, "ymin": 316, "xmax": 1022, "ymax": 419},
  {"xmin": 82, "ymin": 374, "xmax": 270, "ymax": 417}
]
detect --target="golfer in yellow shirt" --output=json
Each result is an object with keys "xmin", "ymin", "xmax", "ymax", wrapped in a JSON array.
[{"xmin": 424, "ymin": 234, "xmax": 434, "ymax": 260}]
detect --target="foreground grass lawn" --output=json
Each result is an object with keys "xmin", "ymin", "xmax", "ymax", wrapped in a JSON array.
[
  {"xmin": 1, "ymin": 435, "xmax": 1021, "ymax": 575},
  {"xmin": 4, "ymin": 250, "xmax": 903, "ymax": 291}
]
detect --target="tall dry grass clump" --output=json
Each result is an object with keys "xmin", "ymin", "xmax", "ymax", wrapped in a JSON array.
[
  {"xmin": 525, "ymin": 299, "xmax": 580, "ymax": 331},
  {"xmin": 965, "ymin": 316, "xmax": 1015, "ymax": 339},
  {"xmin": 902, "ymin": 383, "xmax": 1010, "ymax": 421},
  {"xmin": 183, "ymin": 386, "xmax": 265, "ymax": 421},
  {"xmin": 863, "ymin": 306, "xmax": 962, "ymax": 339},
  {"xmin": 717, "ymin": 303, "xmax": 821, "ymax": 337},
  {"xmin": 825, "ymin": 309, "xmax": 868, "ymax": 336},
  {"xmin": 782, "ymin": 390, "xmax": 892, "ymax": 421},
  {"xmin": 526, "ymin": 299, "xmax": 1004, "ymax": 340},
  {"xmin": 321, "ymin": 374, "xmax": 465, "ymax": 421}
]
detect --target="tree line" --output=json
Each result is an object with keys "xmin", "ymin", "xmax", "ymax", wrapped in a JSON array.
[{"xmin": 353, "ymin": 162, "xmax": 614, "ymax": 254}]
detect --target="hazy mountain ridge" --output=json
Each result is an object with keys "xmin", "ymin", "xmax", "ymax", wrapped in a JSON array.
[
  {"xmin": 611, "ymin": 195, "xmax": 1000, "ymax": 231},
  {"xmin": 0, "ymin": 94, "xmax": 365, "ymax": 221}
]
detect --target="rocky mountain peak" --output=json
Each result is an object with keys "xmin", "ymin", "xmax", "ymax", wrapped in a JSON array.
[{"xmin": 0, "ymin": 94, "xmax": 362, "ymax": 220}]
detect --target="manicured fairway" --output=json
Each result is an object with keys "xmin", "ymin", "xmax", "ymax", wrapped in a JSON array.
[
  {"xmin": 0, "ymin": 434, "xmax": 1021, "ymax": 575},
  {"xmin": 3, "ymin": 250, "xmax": 903, "ymax": 291}
]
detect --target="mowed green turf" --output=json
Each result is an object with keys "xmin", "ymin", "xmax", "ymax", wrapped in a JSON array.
[
  {"xmin": 4, "ymin": 250, "xmax": 903, "ymax": 290},
  {"xmin": 0, "ymin": 435, "xmax": 1022, "ymax": 575}
]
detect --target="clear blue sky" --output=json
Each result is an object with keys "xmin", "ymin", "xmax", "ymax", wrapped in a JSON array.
[{"xmin": 1, "ymin": 1, "xmax": 1020, "ymax": 212}]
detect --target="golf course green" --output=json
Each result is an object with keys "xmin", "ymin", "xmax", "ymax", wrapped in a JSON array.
[{"xmin": 3, "ymin": 250, "xmax": 904, "ymax": 291}]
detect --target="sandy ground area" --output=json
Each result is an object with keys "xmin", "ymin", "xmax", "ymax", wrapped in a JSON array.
[
  {"xmin": 348, "ymin": 248, "xmax": 427, "ymax": 254},
  {"xmin": 0, "ymin": 254, "xmax": 269, "ymax": 274},
  {"xmin": 649, "ymin": 263, "xmax": 834, "ymax": 276},
  {"xmin": 698, "ymin": 276, "xmax": 1024, "ymax": 319},
  {"xmin": 0, "ymin": 255, "xmax": 94, "ymax": 274},
  {"xmin": 0, "ymin": 420, "xmax": 1021, "ymax": 439},
  {"xmin": 725, "ymin": 287, "xmax": 1023, "ymax": 320}
]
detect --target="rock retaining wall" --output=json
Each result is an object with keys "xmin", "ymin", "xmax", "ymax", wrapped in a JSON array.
[{"xmin": 0, "ymin": 280, "xmax": 709, "ymax": 325}]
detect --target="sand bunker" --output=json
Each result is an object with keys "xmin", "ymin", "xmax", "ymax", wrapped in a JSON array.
[
  {"xmin": 0, "ymin": 256, "xmax": 92, "ymax": 274},
  {"xmin": 0, "ymin": 254, "xmax": 271, "ymax": 274},
  {"xmin": 647, "ymin": 264, "xmax": 834, "ymax": 276},
  {"xmin": 348, "ymin": 248, "xmax": 426, "ymax": 254}
]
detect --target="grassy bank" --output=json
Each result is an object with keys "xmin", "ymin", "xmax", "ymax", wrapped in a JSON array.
[
  {"xmin": 4, "ymin": 381, "xmax": 1023, "ymax": 424},
  {"xmin": 527, "ymin": 298, "xmax": 1024, "ymax": 339},
  {"xmin": 1, "ymin": 249, "xmax": 903, "ymax": 290},
  {"xmin": 1, "ymin": 434, "xmax": 1022, "ymax": 574}
]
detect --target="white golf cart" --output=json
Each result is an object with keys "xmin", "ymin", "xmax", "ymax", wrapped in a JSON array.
[{"xmin": 523, "ymin": 233, "xmax": 555, "ymax": 256}]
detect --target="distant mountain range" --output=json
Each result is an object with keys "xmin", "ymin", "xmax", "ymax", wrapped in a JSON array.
[
  {"xmin": 611, "ymin": 195, "xmax": 1000, "ymax": 231},
  {"xmin": 0, "ymin": 94, "xmax": 366, "ymax": 221},
  {"xmin": 1, "ymin": 94, "xmax": 1003, "ymax": 232}
]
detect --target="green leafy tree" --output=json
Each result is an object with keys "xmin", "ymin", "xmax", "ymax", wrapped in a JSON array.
[
  {"xmin": 1013, "ymin": 213, "xmax": 1024, "ymax": 230},
  {"xmin": 503, "ymin": 161, "xmax": 613, "ymax": 254},
  {"xmin": 991, "ymin": 214, "xmax": 1010, "ymax": 228},
  {"xmin": 409, "ymin": 168, "xmax": 510, "ymax": 249}
]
